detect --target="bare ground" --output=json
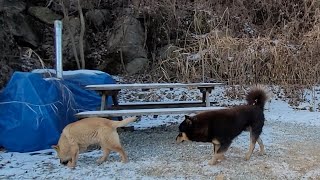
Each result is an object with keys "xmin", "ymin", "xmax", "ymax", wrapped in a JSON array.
[
  {"xmin": 1, "ymin": 119, "xmax": 320, "ymax": 180},
  {"xmin": 117, "ymin": 120, "xmax": 320, "ymax": 179}
]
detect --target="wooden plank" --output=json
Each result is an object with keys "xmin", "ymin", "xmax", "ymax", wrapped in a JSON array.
[
  {"xmin": 75, "ymin": 107, "xmax": 225, "ymax": 118},
  {"xmin": 86, "ymin": 82, "xmax": 224, "ymax": 91},
  {"xmin": 113, "ymin": 101, "xmax": 218, "ymax": 109},
  {"xmin": 119, "ymin": 101, "xmax": 205, "ymax": 105}
]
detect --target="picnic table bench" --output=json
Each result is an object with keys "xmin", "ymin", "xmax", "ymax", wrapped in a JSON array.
[{"xmin": 75, "ymin": 82, "xmax": 225, "ymax": 118}]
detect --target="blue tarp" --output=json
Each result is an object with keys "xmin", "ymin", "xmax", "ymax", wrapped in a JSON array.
[{"xmin": 0, "ymin": 71, "xmax": 115, "ymax": 152}]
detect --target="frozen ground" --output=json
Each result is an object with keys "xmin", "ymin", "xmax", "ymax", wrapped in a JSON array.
[{"xmin": 1, "ymin": 85, "xmax": 320, "ymax": 180}]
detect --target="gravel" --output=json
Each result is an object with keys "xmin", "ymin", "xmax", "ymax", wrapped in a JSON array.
[
  {"xmin": 113, "ymin": 119, "xmax": 320, "ymax": 179},
  {"xmin": 1, "ymin": 85, "xmax": 320, "ymax": 179}
]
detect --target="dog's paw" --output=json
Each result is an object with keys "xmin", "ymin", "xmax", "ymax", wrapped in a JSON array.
[
  {"xmin": 259, "ymin": 151, "xmax": 266, "ymax": 156},
  {"xmin": 67, "ymin": 161, "xmax": 76, "ymax": 169},
  {"xmin": 96, "ymin": 158, "xmax": 106, "ymax": 165},
  {"xmin": 218, "ymin": 154, "xmax": 226, "ymax": 161},
  {"xmin": 208, "ymin": 159, "xmax": 218, "ymax": 165},
  {"xmin": 244, "ymin": 154, "xmax": 251, "ymax": 161},
  {"xmin": 121, "ymin": 158, "xmax": 128, "ymax": 163},
  {"xmin": 135, "ymin": 116, "xmax": 142, "ymax": 122}
]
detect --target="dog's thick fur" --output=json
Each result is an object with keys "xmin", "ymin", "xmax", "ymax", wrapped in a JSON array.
[
  {"xmin": 52, "ymin": 116, "xmax": 138, "ymax": 168},
  {"xmin": 176, "ymin": 85, "xmax": 269, "ymax": 165}
]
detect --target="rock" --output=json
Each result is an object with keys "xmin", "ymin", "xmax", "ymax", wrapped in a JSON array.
[
  {"xmin": 85, "ymin": 9, "xmax": 112, "ymax": 30},
  {"xmin": 105, "ymin": 15, "xmax": 149, "ymax": 74},
  {"xmin": 0, "ymin": 62, "xmax": 13, "ymax": 89},
  {"xmin": 107, "ymin": 15, "xmax": 148, "ymax": 62},
  {"xmin": 0, "ymin": 0, "xmax": 26, "ymax": 13},
  {"xmin": 125, "ymin": 58, "xmax": 149, "ymax": 74},
  {"xmin": 6, "ymin": 13, "xmax": 39, "ymax": 47},
  {"xmin": 50, "ymin": 0, "xmax": 94, "ymax": 14},
  {"xmin": 62, "ymin": 17, "xmax": 87, "ymax": 69},
  {"xmin": 28, "ymin": 6, "xmax": 63, "ymax": 24},
  {"xmin": 0, "ymin": 16, "xmax": 18, "ymax": 89},
  {"xmin": 0, "ymin": 0, "xmax": 38, "ymax": 48}
]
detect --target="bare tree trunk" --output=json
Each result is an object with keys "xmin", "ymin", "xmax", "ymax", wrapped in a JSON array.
[
  {"xmin": 60, "ymin": 0, "xmax": 81, "ymax": 69},
  {"xmin": 77, "ymin": 0, "xmax": 86, "ymax": 69}
]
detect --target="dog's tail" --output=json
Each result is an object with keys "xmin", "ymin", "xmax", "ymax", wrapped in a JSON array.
[
  {"xmin": 246, "ymin": 85, "xmax": 269, "ymax": 109},
  {"xmin": 111, "ymin": 116, "xmax": 139, "ymax": 128}
]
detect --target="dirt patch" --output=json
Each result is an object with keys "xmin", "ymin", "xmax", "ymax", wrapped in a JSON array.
[
  {"xmin": 1, "ymin": 120, "xmax": 319, "ymax": 179},
  {"xmin": 117, "ymin": 120, "xmax": 320, "ymax": 179}
]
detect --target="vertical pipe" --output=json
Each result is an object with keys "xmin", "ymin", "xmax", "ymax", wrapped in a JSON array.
[{"xmin": 54, "ymin": 20, "xmax": 63, "ymax": 79}]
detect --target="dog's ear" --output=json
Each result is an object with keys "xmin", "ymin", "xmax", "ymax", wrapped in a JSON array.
[
  {"xmin": 185, "ymin": 115, "xmax": 194, "ymax": 126},
  {"xmin": 186, "ymin": 119, "xmax": 192, "ymax": 125},
  {"xmin": 52, "ymin": 145, "xmax": 59, "ymax": 151},
  {"xmin": 185, "ymin": 115, "xmax": 196, "ymax": 120}
]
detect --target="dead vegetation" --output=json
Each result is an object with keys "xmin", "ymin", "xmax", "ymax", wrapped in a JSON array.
[
  {"xmin": 2, "ymin": 0, "xmax": 320, "ymax": 106},
  {"xmin": 131, "ymin": 0, "xmax": 320, "ymax": 87}
]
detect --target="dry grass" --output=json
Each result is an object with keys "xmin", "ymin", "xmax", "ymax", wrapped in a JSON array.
[
  {"xmin": 3, "ymin": 0, "xmax": 320, "ymax": 105},
  {"xmin": 117, "ymin": 0, "xmax": 320, "ymax": 106},
  {"xmin": 132, "ymin": 0, "xmax": 320, "ymax": 87},
  {"xmin": 46, "ymin": 0, "xmax": 320, "ymax": 87}
]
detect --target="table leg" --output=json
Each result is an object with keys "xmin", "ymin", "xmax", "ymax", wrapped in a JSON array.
[
  {"xmin": 111, "ymin": 94, "xmax": 123, "ymax": 121},
  {"xmin": 100, "ymin": 92, "xmax": 106, "ymax": 110},
  {"xmin": 205, "ymin": 91, "xmax": 210, "ymax": 107},
  {"xmin": 111, "ymin": 95, "xmax": 119, "ymax": 106},
  {"xmin": 199, "ymin": 87, "xmax": 213, "ymax": 107}
]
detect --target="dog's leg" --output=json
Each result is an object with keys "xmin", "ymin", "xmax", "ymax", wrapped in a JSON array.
[
  {"xmin": 213, "ymin": 143, "xmax": 226, "ymax": 161},
  {"xmin": 210, "ymin": 139, "xmax": 221, "ymax": 165},
  {"xmin": 245, "ymin": 129, "xmax": 261, "ymax": 161},
  {"xmin": 245, "ymin": 138, "xmax": 257, "ymax": 160},
  {"xmin": 246, "ymin": 125, "xmax": 264, "ymax": 160},
  {"xmin": 68, "ymin": 146, "xmax": 79, "ymax": 168},
  {"xmin": 256, "ymin": 137, "xmax": 265, "ymax": 155},
  {"xmin": 248, "ymin": 127, "xmax": 265, "ymax": 155},
  {"xmin": 245, "ymin": 138, "xmax": 256, "ymax": 161},
  {"xmin": 106, "ymin": 132, "xmax": 128, "ymax": 163},
  {"xmin": 209, "ymin": 142, "xmax": 230, "ymax": 165},
  {"xmin": 209, "ymin": 143, "xmax": 220, "ymax": 165},
  {"xmin": 113, "ymin": 146, "xmax": 128, "ymax": 163},
  {"xmin": 97, "ymin": 148, "xmax": 111, "ymax": 165}
]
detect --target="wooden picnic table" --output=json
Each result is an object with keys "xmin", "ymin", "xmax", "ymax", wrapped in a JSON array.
[
  {"xmin": 76, "ymin": 82, "xmax": 225, "ymax": 118},
  {"xmin": 87, "ymin": 83, "xmax": 224, "ymax": 110}
]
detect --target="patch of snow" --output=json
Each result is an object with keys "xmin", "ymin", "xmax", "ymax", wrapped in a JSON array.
[{"xmin": 1, "ymin": 85, "xmax": 320, "ymax": 179}]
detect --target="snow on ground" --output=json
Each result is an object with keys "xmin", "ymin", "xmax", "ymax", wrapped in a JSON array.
[{"xmin": 1, "ymin": 85, "xmax": 320, "ymax": 179}]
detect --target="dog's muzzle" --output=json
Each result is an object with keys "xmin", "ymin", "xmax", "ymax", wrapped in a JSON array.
[
  {"xmin": 60, "ymin": 160, "xmax": 69, "ymax": 165},
  {"xmin": 176, "ymin": 132, "xmax": 189, "ymax": 143}
]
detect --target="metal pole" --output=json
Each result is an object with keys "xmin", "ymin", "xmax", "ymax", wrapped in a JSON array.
[{"xmin": 54, "ymin": 20, "xmax": 63, "ymax": 79}]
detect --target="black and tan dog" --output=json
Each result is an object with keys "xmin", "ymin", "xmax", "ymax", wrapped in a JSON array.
[{"xmin": 176, "ymin": 85, "xmax": 269, "ymax": 165}]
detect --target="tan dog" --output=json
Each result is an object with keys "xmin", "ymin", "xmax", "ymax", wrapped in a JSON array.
[{"xmin": 52, "ymin": 116, "xmax": 138, "ymax": 168}]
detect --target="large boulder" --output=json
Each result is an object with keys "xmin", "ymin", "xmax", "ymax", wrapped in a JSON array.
[
  {"xmin": 0, "ymin": 0, "xmax": 26, "ymax": 13},
  {"xmin": 106, "ymin": 15, "xmax": 148, "ymax": 74},
  {"xmin": 1, "ymin": 0, "xmax": 38, "ymax": 48},
  {"xmin": 0, "ymin": 0, "xmax": 42, "ymax": 89},
  {"xmin": 0, "ymin": 62, "xmax": 13, "ymax": 90},
  {"xmin": 50, "ymin": 0, "xmax": 95, "ymax": 14},
  {"xmin": 125, "ymin": 58, "xmax": 149, "ymax": 74},
  {"xmin": 5, "ymin": 13, "xmax": 39, "ymax": 47},
  {"xmin": 62, "ymin": 17, "xmax": 87, "ymax": 69},
  {"xmin": 85, "ymin": 9, "xmax": 112, "ymax": 30},
  {"xmin": 28, "ymin": 6, "xmax": 63, "ymax": 24}
]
